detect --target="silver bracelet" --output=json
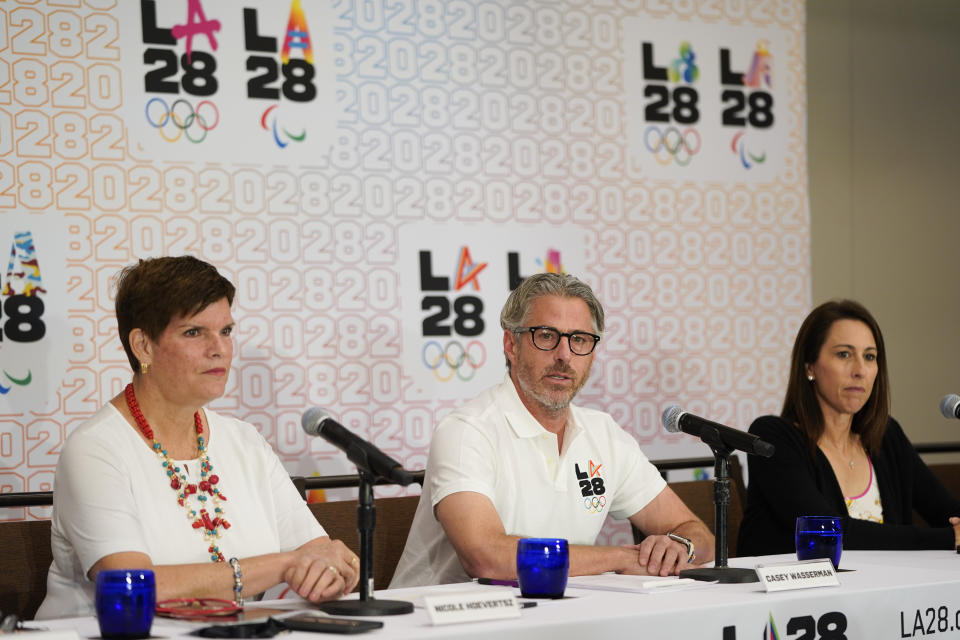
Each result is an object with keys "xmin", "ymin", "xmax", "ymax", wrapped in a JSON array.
[{"xmin": 228, "ymin": 557, "xmax": 244, "ymax": 607}]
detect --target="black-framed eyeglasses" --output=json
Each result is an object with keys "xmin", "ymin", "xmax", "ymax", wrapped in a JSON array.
[{"xmin": 517, "ymin": 326, "xmax": 600, "ymax": 356}]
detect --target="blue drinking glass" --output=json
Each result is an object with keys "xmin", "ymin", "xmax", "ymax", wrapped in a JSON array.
[
  {"xmin": 795, "ymin": 516, "xmax": 843, "ymax": 569},
  {"xmin": 95, "ymin": 569, "xmax": 156, "ymax": 639},
  {"xmin": 516, "ymin": 538, "xmax": 569, "ymax": 598}
]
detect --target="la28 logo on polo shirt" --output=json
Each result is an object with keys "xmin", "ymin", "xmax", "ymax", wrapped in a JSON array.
[{"xmin": 574, "ymin": 461, "xmax": 606, "ymax": 514}]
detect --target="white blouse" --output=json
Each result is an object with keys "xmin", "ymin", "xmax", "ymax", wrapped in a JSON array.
[{"xmin": 845, "ymin": 460, "xmax": 884, "ymax": 523}]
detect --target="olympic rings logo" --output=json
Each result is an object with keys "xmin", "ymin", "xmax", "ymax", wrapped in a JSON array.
[
  {"xmin": 644, "ymin": 125, "xmax": 701, "ymax": 167},
  {"xmin": 145, "ymin": 98, "xmax": 220, "ymax": 144},
  {"xmin": 584, "ymin": 495, "xmax": 606, "ymax": 514},
  {"xmin": 422, "ymin": 340, "xmax": 486, "ymax": 382}
]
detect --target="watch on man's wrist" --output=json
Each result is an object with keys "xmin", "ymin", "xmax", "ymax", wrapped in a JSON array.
[{"xmin": 667, "ymin": 532, "xmax": 696, "ymax": 562}]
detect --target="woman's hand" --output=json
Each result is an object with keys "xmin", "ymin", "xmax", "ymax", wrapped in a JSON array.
[
  {"xmin": 282, "ymin": 538, "xmax": 361, "ymax": 602},
  {"xmin": 950, "ymin": 517, "xmax": 960, "ymax": 547}
]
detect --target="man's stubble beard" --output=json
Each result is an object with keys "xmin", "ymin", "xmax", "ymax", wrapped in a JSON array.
[{"xmin": 515, "ymin": 358, "xmax": 592, "ymax": 414}]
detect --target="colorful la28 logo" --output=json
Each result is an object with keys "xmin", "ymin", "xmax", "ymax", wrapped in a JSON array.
[
  {"xmin": 0, "ymin": 231, "xmax": 47, "ymax": 394},
  {"xmin": 417, "ymin": 249, "xmax": 554, "ymax": 337},
  {"xmin": 139, "ymin": 0, "xmax": 318, "ymax": 146},
  {"xmin": 140, "ymin": 0, "xmax": 316, "ymax": 99},
  {"xmin": 418, "ymin": 248, "xmax": 487, "ymax": 338}
]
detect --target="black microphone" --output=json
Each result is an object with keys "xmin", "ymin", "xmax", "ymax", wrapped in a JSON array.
[
  {"xmin": 941, "ymin": 395, "xmax": 960, "ymax": 420},
  {"xmin": 662, "ymin": 405, "xmax": 775, "ymax": 457},
  {"xmin": 301, "ymin": 408, "xmax": 415, "ymax": 486}
]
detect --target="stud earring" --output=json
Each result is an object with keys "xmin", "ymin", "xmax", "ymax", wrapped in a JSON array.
[
  {"xmin": 141, "ymin": 362, "xmax": 150, "ymax": 375},
  {"xmin": 807, "ymin": 374, "xmax": 814, "ymax": 381}
]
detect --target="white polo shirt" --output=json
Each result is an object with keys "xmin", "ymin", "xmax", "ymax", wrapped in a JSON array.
[{"xmin": 390, "ymin": 376, "xmax": 666, "ymax": 588}]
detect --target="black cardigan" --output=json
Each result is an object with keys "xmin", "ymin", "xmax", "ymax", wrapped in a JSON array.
[{"xmin": 738, "ymin": 415, "xmax": 960, "ymax": 556}]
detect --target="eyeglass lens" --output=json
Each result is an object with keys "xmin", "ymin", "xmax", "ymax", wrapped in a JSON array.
[{"xmin": 529, "ymin": 327, "xmax": 597, "ymax": 355}]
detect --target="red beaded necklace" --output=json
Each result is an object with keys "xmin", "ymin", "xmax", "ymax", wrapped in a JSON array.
[{"xmin": 124, "ymin": 383, "xmax": 231, "ymax": 563}]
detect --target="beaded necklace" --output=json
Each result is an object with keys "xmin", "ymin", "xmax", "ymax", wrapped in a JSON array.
[{"xmin": 124, "ymin": 383, "xmax": 231, "ymax": 563}]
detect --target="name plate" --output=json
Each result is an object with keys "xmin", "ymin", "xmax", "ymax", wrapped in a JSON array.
[
  {"xmin": 756, "ymin": 559, "xmax": 840, "ymax": 592},
  {"xmin": 424, "ymin": 590, "xmax": 522, "ymax": 626}
]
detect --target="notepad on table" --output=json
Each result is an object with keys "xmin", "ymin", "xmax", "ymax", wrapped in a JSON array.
[{"xmin": 566, "ymin": 574, "xmax": 716, "ymax": 594}]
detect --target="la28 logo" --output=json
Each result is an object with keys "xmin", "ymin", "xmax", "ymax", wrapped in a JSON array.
[
  {"xmin": 575, "ymin": 463, "xmax": 605, "ymax": 497},
  {"xmin": 719, "ymin": 48, "xmax": 774, "ymax": 129},
  {"xmin": 141, "ymin": 0, "xmax": 220, "ymax": 97},
  {"xmin": 243, "ymin": 7, "xmax": 317, "ymax": 102},
  {"xmin": 418, "ymin": 249, "xmax": 486, "ymax": 338},
  {"xmin": 641, "ymin": 42, "xmax": 700, "ymax": 125},
  {"xmin": 723, "ymin": 611, "xmax": 847, "ymax": 640},
  {"xmin": 1, "ymin": 295, "xmax": 46, "ymax": 343}
]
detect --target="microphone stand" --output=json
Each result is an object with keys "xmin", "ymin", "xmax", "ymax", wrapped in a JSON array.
[
  {"xmin": 318, "ymin": 468, "xmax": 415, "ymax": 616},
  {"xmin": 679, "ymin": 425, "xmax": 759, "ymax": 583}
]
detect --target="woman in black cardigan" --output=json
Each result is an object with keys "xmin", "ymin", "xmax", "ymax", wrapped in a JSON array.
[{"xmin": 738, "ymin": 300, "xmax": 960, "ymax": 556}]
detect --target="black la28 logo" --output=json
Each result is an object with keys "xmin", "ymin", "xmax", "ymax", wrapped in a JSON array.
[
  {"xmin": 723, "ymin": 611, "xmax": 848, "ymax": 640},
  {"xmin": 575, "ymin": 461, "xmax": 605, "ymax": 497}
]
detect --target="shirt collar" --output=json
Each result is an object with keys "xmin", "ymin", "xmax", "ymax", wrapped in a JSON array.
[{"xmin": 498, "ymin": 373, "xmax": 584, "ymax": 444}]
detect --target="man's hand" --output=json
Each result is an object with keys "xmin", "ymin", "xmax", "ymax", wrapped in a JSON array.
[
  {"xmin": 636, "ymin": 535, "xmax": 691, "ymax": 576},
  {"xmin": 614, "ymin": 537, "xmax": 690, "ymax": 577},
  {"xmin": 627, "ymin": 484, "xmax": 714, "ymax": 569}
]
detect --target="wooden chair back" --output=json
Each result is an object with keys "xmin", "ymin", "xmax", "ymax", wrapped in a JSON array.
[
  {"xmin": 308, "ymin": 496, "xmax": 419, "ymax": 590},
  {"xmin": 913, "ymin": 462, "xmax": 960, "ymax": 526},
  {"xmin": 632, "ymin": 456, "xmax": 746, "ymax": 557},
  {"xmin": 0, "ymin": 520, "xmax": 52, "ymax": 620},
  {"xmin": 927, "ymin": 462, "xmax": 960, "ymax": 499}
]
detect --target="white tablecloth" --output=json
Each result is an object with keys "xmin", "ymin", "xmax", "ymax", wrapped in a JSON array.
[{"xmin": 29, "ymin": 550, "xmax": 960, "ymax": 639}]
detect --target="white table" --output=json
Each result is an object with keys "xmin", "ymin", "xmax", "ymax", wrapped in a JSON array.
[{"xmin": 29, "ymin": 551, "xmax": 960, "ymax": 639}]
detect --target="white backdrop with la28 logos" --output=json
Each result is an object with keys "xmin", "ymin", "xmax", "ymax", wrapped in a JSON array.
[{"xmin": 0, "ymin": 0, "xmax": 810, "ymax": 544}]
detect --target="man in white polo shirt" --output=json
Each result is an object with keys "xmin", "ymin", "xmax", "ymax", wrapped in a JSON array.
[{"xmin": 391, "ymin": 273, "xmax": 713, "ymax": 587}]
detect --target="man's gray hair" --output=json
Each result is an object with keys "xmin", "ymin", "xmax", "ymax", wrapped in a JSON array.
[{"xmin": 499, "ymin": 273, "xmax": 605, "ymax": 335}]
